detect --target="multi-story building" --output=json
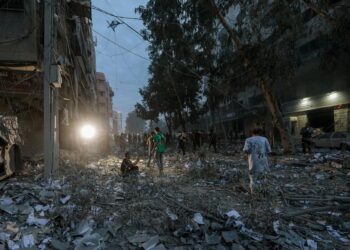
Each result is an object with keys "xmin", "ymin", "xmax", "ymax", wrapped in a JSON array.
[
  {"xmin": 96, "ymin": 72, "xmax": 114, "ymax": 153},
  {"xmin": 209, "ymin": 1, "xmax": 350, "ymax": 142},
  {"xmin": 96, "ymin": 72, "xmax": 114, "ymax": 121},
  {"xmin": 0, "ymin": 0, "xmax": 97, "ymax": 156},
  {"xmin": 112, "ymin": 111, "xmax": 123, "ymax": 135}
]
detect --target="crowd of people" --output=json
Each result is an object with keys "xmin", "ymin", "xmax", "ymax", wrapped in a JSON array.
[
  {"xmin": 115, "ymin": 123, "xmax": 317, "ymax": 194},
  {"xmin": 115, "ymin": 129, "xmax": 219, "ymax": 177},
  {"xmin": 117, "ymin": 126, "xmax": 273, "ymax": 194},
  {"xmin": 114, "ymin": 130, "xmax": 219, "ymax": 155}
]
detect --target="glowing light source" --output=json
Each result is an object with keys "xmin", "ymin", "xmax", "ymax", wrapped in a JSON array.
[
  {"xmin": 300, "ymin": 98, "xmax": 310, "ymax": 106},
  {"xmin": 80, "ymin": 124, "xmax": 96, "ymax": 140},
  {"xmin": 328, "ymin": 92, "xmax": 338, "ymax": 100}
]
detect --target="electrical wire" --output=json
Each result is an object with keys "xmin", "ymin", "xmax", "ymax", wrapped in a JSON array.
[
  {"xmin": 92, "ymin": 5, "xmax": 142, "ymax": 20},
  {"xmin": 92, "ymin": 3, "xmax": 253, "ymax": 112},
  {"xmin": 93, "ymin": 29, "xmax": 150, "ymax": 61}
]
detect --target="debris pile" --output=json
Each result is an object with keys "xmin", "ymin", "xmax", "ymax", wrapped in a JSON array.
[{"xmin": 0, "ymin": 150, "xmax": 349, "ymax": 249}]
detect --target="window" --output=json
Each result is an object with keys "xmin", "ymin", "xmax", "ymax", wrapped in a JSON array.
[{"xmin": 0, "ymin": 0, "xmax": 24, "ymax": 10}]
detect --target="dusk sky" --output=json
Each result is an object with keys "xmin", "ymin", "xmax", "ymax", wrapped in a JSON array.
[{"xmin": 92, "ymin": 0, "xmax": 150, "ymax": 128}]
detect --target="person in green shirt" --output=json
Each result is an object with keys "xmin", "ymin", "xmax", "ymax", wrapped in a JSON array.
[{"xmin": 153, "ymin": 127, "xmax": 166, "ymax": 176}]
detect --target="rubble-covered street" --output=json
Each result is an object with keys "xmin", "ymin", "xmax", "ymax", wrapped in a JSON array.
[
  {"xmin": 1, "ymin": 148, "xmax": 349, "ymax": 249},
  {"xmin": 1, "ymin": 0, "xmax": 350, "ymax": 249}
]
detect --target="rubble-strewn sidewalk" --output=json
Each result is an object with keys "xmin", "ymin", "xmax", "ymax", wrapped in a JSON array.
[{"xmin": 0, "ymin": 149, "xmax": 349, "ymax": 249}]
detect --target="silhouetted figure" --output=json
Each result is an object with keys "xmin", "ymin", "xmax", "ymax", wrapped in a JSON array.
[{"xmin": 300, "ymin": 123, "xmax": 314, "ymax": 154}]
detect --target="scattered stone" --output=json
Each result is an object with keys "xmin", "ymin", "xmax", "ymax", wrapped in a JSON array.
[
  {"xmin": 205, "ymin": 233, "xmax": 221, "ymax": 245},
  {"xmin": 211, "ymin": 222, "xmax": 223, "ymax": 231},
  {"xmin": 222, "ymin": 231, "xmax": 238, "ymax": 243},
  {"xmin": 193, "ymin": 213, "xmax": 205, "ymax": 225},
  {"xmin": 141, "ymin": 236, "xmax": 160, "ymax": 250},
  {"xmin": 231, "ymin": 243, "xmax": 245, "ymax": 250},
  {"xmin": 51, "ymin": 239, "xmax": 70, "ymax": 250}
]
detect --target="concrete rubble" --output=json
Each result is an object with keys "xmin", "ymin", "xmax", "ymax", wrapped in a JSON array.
[{"xmin": 0, "ymin": 149, "xmax": 349, "ymax": 249}]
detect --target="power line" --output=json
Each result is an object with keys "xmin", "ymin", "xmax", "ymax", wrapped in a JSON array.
[
  {"xmin": 92, "ymin": 5, "xmax": 142, "ymax": 20},
  {"xmin": 92, "ymin": 5, "xmax": 145, "ymax": 40},
  {"xmin": 92, "ymin": 5, "xmax": 204, "ymax": 79},
  {"xmin": 93, "ymin": 29, "xmax": 150, "ymax": 61}
]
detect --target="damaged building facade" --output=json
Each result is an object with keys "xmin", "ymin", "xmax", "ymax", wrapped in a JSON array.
[
  {"xmin": 0, "ymin": 0, "xmax": 104, "ymax": 161},
  {"xmin": 96, "ymin": 72, "xmax": 114, "ymax": 153},
  {"xmin": 209, "ymin": 0, "xmax": 350, "ymax": 142}
]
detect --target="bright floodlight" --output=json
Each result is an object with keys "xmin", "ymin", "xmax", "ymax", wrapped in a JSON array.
[{"xmin": 80, "ymin": 124, "xmax": 96, "ymax": 140}]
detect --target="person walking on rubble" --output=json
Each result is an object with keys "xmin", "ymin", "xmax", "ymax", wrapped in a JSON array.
[
  {"xmin": 243, "ymin": 128, "xmax": 271, "ymax": 194},
  {"xmin": 153, "ymin": 127, "xmax": 166, "ymax": 176},
  {"xmin": 120, "ymin": 152, "xmax": 139, "ymax": 177},
  {"xmin": 300, "ymin": 122, "xmax": 314, "ymax": 154},
  {"xmin": 146, "ymin": 131, "xmax": 156, "ymax": 168},
  {"xmin": 177, "ymin": 131, "xmax": 187, "ymax": 156}
]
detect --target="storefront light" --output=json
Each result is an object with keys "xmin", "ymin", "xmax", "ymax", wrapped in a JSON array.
[
  {"xmin": 328, "ymin": 92, "xmax": 338, "ymax": 100},
  {"xmin": 300, "ymin": 98, "xmax": 310, "ymax": 106}
]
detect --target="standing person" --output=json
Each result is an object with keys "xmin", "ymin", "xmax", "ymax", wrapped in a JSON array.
[
  {"xmin": 243, "ymin": 128, "xmax": 271, "ymax": 194},
  {"xmin": 194, "ymin": 130, "xmax": 201, "ymax": 149},
  {"xmin": 191, "ymin": 132, "xmax": 197, "ymax": 152},
  {"xmin": 153, "ymin": 127, "xmax": 166, "ymax": 176},
  {"xmin": 120, "ymin": 133, "xmax": 126, "ymax": 153},
  {"xmin": 146, "ymin": 132, "xmax": 156, "ymax": 168},
  {"xmin": 113, "ymin": 134, "xmax": 119, "ymax": 150},
  {"xmin": 208, "ymin": 129, "xmax": 217, "ymax": 153},
  {"xmin": 166, "ymin": 132, "xmax": 171, "ymax": 146},
  {"xmin": 300, "ymin": 123, "xmax": 313, "ymax": 154},
  {"xmin": 177, "ymin": 131, "xmax": 187, "ymax": 156},
  {"xmin": 143, "ymin": 133, "xmax": 148, "ymax": 150}
]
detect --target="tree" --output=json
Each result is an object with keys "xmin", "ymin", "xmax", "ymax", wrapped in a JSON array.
[
  {"xmin": 125, "ymin": 110, "xmax": 146, "ymax": 134},
  {"xmin": 137, "ymin": 0, "xmax": 346, "ymax": 153},
  {"xmin": 136, "ymin": 0, "xmax": 210, "ymax": 132},
  {"xmin": 198, "ymin": 0, "xmax": 301, "ymax": 153}
]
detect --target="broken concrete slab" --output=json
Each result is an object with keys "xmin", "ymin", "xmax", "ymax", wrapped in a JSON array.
[
  {"xmin": 51, "ymin": 239, "xmax": 70, "ymax": 250},
  {"xmin": 74, "ymin": 233, "xmax": 103, "ymax": 250},
  {"xmin": 222, "ymin": 231, "xmax": 238, "ymax": 243},
  {"xmin": 141, "ymin": 236, "xmax": 160, "ymax": 250},
  {"xmin": 205, "ymin": 233, "xmax": 221, "ymax": 245}
]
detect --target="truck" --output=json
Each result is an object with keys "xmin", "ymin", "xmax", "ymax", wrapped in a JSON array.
[{"xmin": 0, "ymin": 116, "xmax": 22, "ymax": 181}]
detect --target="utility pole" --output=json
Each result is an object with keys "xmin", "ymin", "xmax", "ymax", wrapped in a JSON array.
[{"xmin": 44, "ymin": 0, "xmax": 59, "ymax": 179}]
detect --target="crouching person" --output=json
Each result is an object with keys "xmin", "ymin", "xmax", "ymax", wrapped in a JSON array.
[
  {"xmin": 243, "ymin": 128, "xmax": 271, "ymax": 194},
  {"xmin": 120, "ymin": 152, "xmax": 139, "ymax": 177}
]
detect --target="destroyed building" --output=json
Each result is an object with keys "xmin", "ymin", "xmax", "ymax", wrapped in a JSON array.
[
  {"xmin": 96, "ymin": 72, "xmax": 114, "ymax": 154},
  {"xmin": 205, "ymin": 0, "xmax": 350, "ymax": 140},
  {"xmin": 0, "ymin": 0, "xmax": 104, "ymax": 158}
]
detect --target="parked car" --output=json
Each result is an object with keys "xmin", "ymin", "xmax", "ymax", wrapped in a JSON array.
[
  {"xmin": 0, "ymin": 116, "xmax": 22, "ymax": 181},
  {"xmin": 311, "ymin": 131, "xmax": 350, "ymax": 150}
]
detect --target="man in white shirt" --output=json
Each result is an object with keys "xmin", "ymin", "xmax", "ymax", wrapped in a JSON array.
[{"xmin": 243, "ymin": 128, "xmax": 271, "ymax": 194}]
